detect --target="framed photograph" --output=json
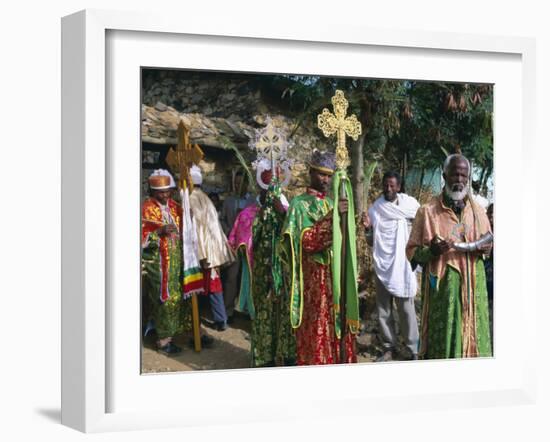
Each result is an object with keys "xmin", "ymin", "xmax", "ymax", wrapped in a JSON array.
[{"xmin": 62, "ymin": 9, "xmax": 536, "ymax": 433}]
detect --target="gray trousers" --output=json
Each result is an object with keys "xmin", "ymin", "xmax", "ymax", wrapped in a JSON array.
[{"xmin": 375, "ymin": 275, "xmax": 419, "ymax": 355}]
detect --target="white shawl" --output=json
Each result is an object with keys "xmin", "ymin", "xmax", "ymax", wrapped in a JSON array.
[
  {"xmin": 368, "ymin": 193, "xmax": 420, "ymax": 298},
  {"xmin": 180, "ymin": 188, "xmax": 204, "ymax": 297},
  {"xmin": 189, "ymin": 188, "xmax": 235, "ymax": 268}
]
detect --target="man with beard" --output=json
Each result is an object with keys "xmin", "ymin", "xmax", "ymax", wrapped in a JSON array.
[
  {"xmin": 281, "ymin": 149, "xmax": 357, "ymax": 365},
  {"xmin": 406, "ymin": 154, "xmax": 493, "ymax": 359},
  {"xmin": 141, "ymin": 170, "xmax": 191, "ymax": 354},
  {"xmin": 362, "ymin": 171, "xmax": 420, "ymax": 361}
]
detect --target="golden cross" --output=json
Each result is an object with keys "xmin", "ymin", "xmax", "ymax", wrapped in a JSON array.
[
  {"xmin": 165, "ymin": 120, "xmax": 204, "ymax": 191},
  {"xmin": 317, "ymin": 90, "xmax": 362, "ymax": 170},
  {"xmin": 165, "ymin": 120, "xmax": 204, "ymax": 353}
]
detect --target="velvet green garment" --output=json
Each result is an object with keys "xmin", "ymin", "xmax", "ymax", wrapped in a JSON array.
[
  {"xmin": 251, "ymin": 184, "xmax": 296, "ymax": 366},
  {"xmin": 281, "ymin": 190, "xmax": 333, "ymax": 329},
  {"xmin": 414, "ymin": 247, "xmax": 492, "ymax": 359},
  {"xmin": 141, "ymin": 232, "xmax": 192, "ymax": 339},
  {"xmin": 281, "ymin": 178, "xmax": 359, "ymax": 337},
  {"xmin": 407, "ymin": 193, "xmax": 492, "ymax": 359}
]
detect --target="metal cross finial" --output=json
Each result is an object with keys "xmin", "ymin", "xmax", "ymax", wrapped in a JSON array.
[
  {"xmin": 317, "ymin": 90, "xmax": 362, "ymax": 170},
  {"xmin": 250, "ymin": 116, "xmax": 289, "ymax": 167},
  {"xmin": 249, "ymin": 116, "xmax": 293, "ymax": 189}
]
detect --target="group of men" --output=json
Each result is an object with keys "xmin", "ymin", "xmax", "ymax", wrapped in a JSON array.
[{"xmin": 141, "ymin": 150, "xmax": 493, "ymax": 366}]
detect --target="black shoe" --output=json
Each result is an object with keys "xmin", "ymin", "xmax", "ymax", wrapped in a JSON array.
[
  {"xmin": 201, "ymin": 334, "xmax": 214, "ymax": 348},
  {"xmin": 157, "ymin": 342, "xmax": 182, "ymax": 355},
  {"xmin": 215, "ymin": 321, "xmax": 227, "ymax": 331},
  {"xmin": 188, "ymin": 335, "xmax": 214, "ymax": 349}
]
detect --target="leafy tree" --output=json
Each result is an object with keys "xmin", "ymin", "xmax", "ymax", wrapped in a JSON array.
[{"xmin": 247, "ymin": 74, "xmax": 493, "ymax": 209}]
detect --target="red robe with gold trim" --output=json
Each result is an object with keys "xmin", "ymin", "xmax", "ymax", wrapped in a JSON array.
[
  {"xmin": 141, "ymin": 197, "xmax": 191, "ymax": 338},
  {"xmin": 282, "ymin": 188, "xmax": 356, "ymax": 365}
]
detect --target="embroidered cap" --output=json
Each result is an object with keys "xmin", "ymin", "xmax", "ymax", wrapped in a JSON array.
[
  {"xmin": 260, "ymin": 168, "xmax": 273, "ymax": 186},
  {"xmin": 149, "ymin": 169, "xmax": 175, "ymax": 190},
  {"xmin": 309, "ymin": 149, "xmax": 335, "ymax": 175},
  {"xmin": 254, "ymin": 157, "xmax": 275, "ymax": 188}
]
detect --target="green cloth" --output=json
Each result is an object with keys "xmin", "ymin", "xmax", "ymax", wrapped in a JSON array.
[
  {"xmin": 281, "ymin": 191, "xmax": 333, "ymax": 329},
  {"xmin": 251, "ymin": 183, "xmax": 296, "ymax": 366},
  {"xmin": 142, "ymin": 232, "xmax": 192, "ymax": 339},
  {"xmin": 237, "ymin": 249, "xmax": 255, "ymax": 319},
  {"xmin": 331, "ymin": 170, "xmax": 360, "ymax": 338},
  {"xmin": 414, "ymin": 247, "xmax": 492, "ymax": 359}
]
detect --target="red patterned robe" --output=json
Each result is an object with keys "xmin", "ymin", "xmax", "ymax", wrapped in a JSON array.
[
  {"xmin": 141, "ymin": 198, "xmax": 183, "ymax": 303},
  {"xmin": 282, "ymin": 189, "xmax": 356, "ymax": 365},
  {"xmin": 141, "ymin": 197, "xmax": 191, "ymax": 338}
]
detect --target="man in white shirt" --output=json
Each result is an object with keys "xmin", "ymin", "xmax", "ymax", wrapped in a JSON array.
[{"xmin": 362, "ymin": 171, "xmax": 420, "ymax": 361}]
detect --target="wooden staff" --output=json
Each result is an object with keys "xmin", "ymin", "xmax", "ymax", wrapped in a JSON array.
[{"xmin": 166, "ymin": 120, "xmax": 205, "ymax": 352}]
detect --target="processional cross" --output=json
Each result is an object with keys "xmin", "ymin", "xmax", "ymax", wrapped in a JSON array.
[
  {"xmin": 166, "ymin": 120, "xmax": 204, "ymax": 191},
  {"xmin": 165, "ymin": 120, "xmax": 204, "ymax": 352},
  {"xmin": 249, "ymin": 116, "xmax": 293, "ymax": 189},
  {"xmin": 317, "ymin": 90, "xmax": 362, "ymax": 363},
  {"xmin": 317, "ymin": 90, "xmax": 362, "ymax": 170}
]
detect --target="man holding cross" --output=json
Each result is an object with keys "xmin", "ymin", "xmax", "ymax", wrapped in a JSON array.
[
  {"xmin": 141, "ymin": 169, "xmax": 192, "ymax": 355},
  {"xmin": 281, "ymin": 150, "xmax": 357, "ymax": 365},
  {"xmin": 189, "ymin": 165, "xmax": 236, "ymax": 331}
]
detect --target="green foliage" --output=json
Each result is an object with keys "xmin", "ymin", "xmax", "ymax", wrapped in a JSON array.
[
  {"xmin": 363, "ymin": 161, "xmax": 378, "ymax": 205},
  {"xmin": 257, "ymin": 75, "xmax": 494, "ymax": 177},
  {"xmin": 218, "ymin": 135, "xmax": 255, "ymax": 189}
]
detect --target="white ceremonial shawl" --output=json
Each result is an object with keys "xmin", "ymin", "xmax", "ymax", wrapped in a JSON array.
[
  {"xmin": 190, "ymin": 188, "xmax": 235, "ymax": 268},
  {"xmin": 368, "ymin": 193, "xmax": 420, "ymax": 298},
  {"xmin": 180, "ymin": 188, "xmax": 204, "ymax": 297}
]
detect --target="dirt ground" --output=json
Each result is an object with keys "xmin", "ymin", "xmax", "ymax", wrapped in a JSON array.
[{"xmin": 141, "ymin": 295, "xmax": 421, "ymax": 373}]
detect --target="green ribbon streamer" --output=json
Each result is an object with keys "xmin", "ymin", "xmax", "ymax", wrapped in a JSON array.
[{"xmin": 331, "ymin": 170, "xmax": 360, "ymax": 339}]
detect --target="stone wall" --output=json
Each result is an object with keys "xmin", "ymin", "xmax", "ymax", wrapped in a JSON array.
[
  {"xmin": 141, "ymin": 69, "xmax": 332, "ymax": 199},
  {"xmin": 142, "ymin": 70, "xmax": 268, "ymax": 122}
]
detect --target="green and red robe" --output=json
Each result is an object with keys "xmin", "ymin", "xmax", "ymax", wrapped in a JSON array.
[
  {"xmin": 281, "ymin": 188, "xmax": 356, "ymax": 365},
  {"xmin": 406, "ymin": 194, "xmax": 492, "ymax": 359},
  {"xmin": 250, "ymin": 185, "xmax": 296, "ymax": 367},
  {"xmin": 141, "ymin": 198, "xmax": 192, "ymax": 339}
]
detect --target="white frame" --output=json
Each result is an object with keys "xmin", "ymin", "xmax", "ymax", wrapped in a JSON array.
[{"xmin": 61, "ymin": 9, "xmax": 537, "ymax": 433}]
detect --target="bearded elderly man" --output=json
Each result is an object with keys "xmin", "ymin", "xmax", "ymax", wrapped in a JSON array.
[
  {"xmin": 281, "ymin": 150, "xmax": 358, "ymax": 365},
  {"xmin": 406, "ymin": 154, "xmax": 493, "ymax": 360}
]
